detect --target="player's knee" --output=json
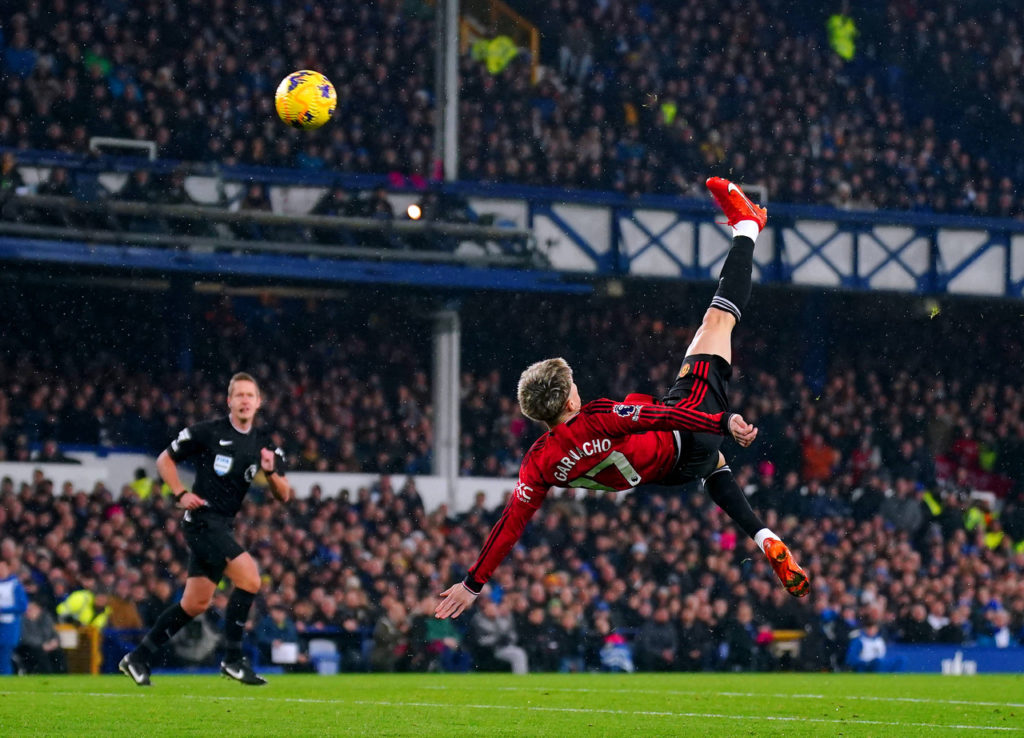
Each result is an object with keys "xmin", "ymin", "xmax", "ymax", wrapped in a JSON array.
[
  {"xmin": 181, "ymin": 596, "xmax": 210, "ymax": 617},
  {"xmin": 237, "ymin": 571, "xmax": 261, "ymax": 594},
  {"xmin": 702, "ymin": 307, "xmax": 735, "ymax": 331}
]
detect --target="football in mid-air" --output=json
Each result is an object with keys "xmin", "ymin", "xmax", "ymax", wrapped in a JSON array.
[{"xmin": 274, "ymin": 70, "xmax": 336, "ymax": 130}]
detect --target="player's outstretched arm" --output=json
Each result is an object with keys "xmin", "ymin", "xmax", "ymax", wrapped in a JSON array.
[{"xmin": 435, "ymin": 480, "xmax": 547, "ymax": 619}]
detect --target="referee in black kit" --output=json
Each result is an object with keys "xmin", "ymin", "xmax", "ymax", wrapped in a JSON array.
[{"xmin": 120, "ymin": 372, "xmax": 291, "ymax": 686}]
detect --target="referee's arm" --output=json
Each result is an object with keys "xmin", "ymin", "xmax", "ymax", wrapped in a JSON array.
[
  {"xmin": 261, "ymin": 448, "xmax": 291, "ymax": 502},
  {"xmin": 156, "ymin": 450, "xmax": 206, "ymax": 509}
]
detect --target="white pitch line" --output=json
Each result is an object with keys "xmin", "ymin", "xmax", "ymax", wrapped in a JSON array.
[
  {"xmin": 1, "ymin": 691, "xmax": 1018, "ymax": 733},
  {"xmin": 350, "ymin": 698, "xmax": 1020, "ymax": 732},
  {"xmin": 721, "ymin": 690, "xmax": 1024, "ymax": 710},
  {"xmin": 484, "ymin": 684, "xmax": 1024, "ymax": 710}
]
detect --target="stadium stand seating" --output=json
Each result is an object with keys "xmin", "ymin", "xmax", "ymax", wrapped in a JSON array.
[{"xmin": 2, "ymin": 1, "xmax": 1024, "ymax": 214}]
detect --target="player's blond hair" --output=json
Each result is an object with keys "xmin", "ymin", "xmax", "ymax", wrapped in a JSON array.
[
  {"xmin": 228, "ymin": 371, "xmax": 261, "ymax": 398},
  {"xmin": 517, "ymin": 358, "xmax": 573, "ymax": 426}
]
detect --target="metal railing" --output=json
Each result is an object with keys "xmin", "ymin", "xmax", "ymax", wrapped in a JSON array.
[
  {"xmin": 89, "ymin": 137, "xmax": 157, "ymax": 161},
  {"xmin": 3, "ymin": 194, "xmax": 541, "ymax": 268}
]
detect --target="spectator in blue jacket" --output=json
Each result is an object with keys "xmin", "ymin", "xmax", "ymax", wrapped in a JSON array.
[
  {"xmin": 978, "ymin": 609, "xmax": 1018, "ymax": 649},
  {"xmin": 256, "ymin": 602, "xmax": 300, "ymax": 667},
  {"xmin": 846, "ymin": 617, "xmax": 901, "ymax": 673},
  {"xmin": 0, "ymin": 559, "xmax": 28, "ymax": 675}
]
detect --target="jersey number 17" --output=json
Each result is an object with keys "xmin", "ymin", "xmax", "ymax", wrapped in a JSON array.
[{"xmin": 567, "ymin": 451, "xmax": 641, "ymax": 492}]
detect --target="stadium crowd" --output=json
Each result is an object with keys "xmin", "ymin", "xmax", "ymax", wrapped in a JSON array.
[
  {"xmin": 1, "ymin": 284, "xmax": 1024, "ymax": 673},
  {"xmin": 3, "ymin": 285, "xmax": 1024, "ymax": 499},
  {"xmin": 0, "ymin": 287, "xmax": 435, "ymax": 475},
  {"xmin": 0, "ymin": 463, "xmax": 1021, "ymax": 676},
  {"xmin": 1, "ymin": 1, "xmax": 1024, "ymax": 216},
  {"xmin": 2, "ymin": 281, "xmax": 1023, "ymax": 509}
]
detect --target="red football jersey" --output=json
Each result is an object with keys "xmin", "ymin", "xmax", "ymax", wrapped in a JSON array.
[{"xmin": 463, "ymin": 394, "xmax": 730, "ymax": 591}]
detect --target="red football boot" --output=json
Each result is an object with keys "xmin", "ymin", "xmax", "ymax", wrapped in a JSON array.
[{"xmin": 706, "ymin": 177, "xmax": 768, "ymax": 230}]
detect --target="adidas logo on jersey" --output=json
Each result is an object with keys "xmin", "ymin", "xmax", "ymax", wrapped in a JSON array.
[{"xmin": 514, "ymin": 482, "xmax": 534, "ymax": 504}]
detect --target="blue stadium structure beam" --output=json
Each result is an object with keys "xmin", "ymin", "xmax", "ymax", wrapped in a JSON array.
[
  {"xmin": 9, "ymin": 145, "xmax": 1024, "ymax": 297},
  {"xmin": 0, "ymin": 237, "xmax": 592, "ymax": 294}
]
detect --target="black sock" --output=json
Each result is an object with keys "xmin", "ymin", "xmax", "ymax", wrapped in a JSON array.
[
  {"xmin": 704, "ymin": 464, "xmax": 765, "ymax": 539},
  {"xmin": 224, "ymin": 589, "xmax": 256, "ymax": 662},
  {"xmin": 710, "ymin": 236, "xmax": 755, "ymax": 322},
  {"xmin": 137, "ymin": 604, "xmax": 193, "ymax": 662}
]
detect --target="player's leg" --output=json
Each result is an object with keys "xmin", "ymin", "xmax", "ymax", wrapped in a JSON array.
[
  {"xmin": 181, "ymin": 576, "xmax": 218, "ymax": 615},
  {"xmin": 705, "ymin": 453, "xmax": 764, "ymax": 539},
  {"xmin": 220, "ymin": 552, "xmax": 266, "ymax": 684},
  {"xmin": 685, "ymin": 308, "xmax": 736, "ymax": 365},
  {"xmin": 705, "ymin": 452, "xmax": 810, "ymax": 597},
  {"xmin": 692, "ymin": 180, "xmax": 808, "ymax": 596},
  {"xmin": 142, "ymin": 576, "xmax": 214, "ymax": 647},
  {"xmin": 684, "ymin": 178, "xmax": 767, "ymax": 362},
  {"xmin": 121, "ymin": 575, "xmax": 215, "ymax": 685},
  {"xmin": 122, "ymin": 515, "xmax": 232, "ymax": 686}
]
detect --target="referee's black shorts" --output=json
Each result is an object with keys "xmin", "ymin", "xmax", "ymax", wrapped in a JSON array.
[
  {"xmin": 660, "ymin": 353, "xmax": 733, "ymax": 484},
  {"xmin": 182, "ymin": 508, "xmax": 245, "ymax": 582}
]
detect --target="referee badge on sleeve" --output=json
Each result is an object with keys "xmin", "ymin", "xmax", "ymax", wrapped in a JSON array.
[{"xmin": 214, "ymin": 454, "xmax": 233, "ymax": 476}]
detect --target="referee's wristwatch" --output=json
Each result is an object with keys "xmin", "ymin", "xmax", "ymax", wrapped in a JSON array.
[
  {"xmin": 264, "ymin": 465, "xmax": 277, "ymax": 477},
  {"xmin": 173, "ymin": 488, "xmax": 188, "ymax": 501}
]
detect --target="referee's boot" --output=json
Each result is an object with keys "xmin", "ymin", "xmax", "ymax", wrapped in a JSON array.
[
  {"xmin": 119, "ymin": 651, "xmax": 152, "ymax": 686},
  {"xmin": 221, "ymin": 656, "xmax": 267, "ymax": 685}
]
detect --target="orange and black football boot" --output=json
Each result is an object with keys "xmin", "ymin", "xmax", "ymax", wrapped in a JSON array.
[{"xmin": 763, "ymin": 538, "xmax": 811, "ymax": 597}]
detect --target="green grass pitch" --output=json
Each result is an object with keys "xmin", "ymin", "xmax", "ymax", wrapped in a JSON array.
[{"xmin": 1, "ymin": 672, "xmax": 1022, "ymax": 736}]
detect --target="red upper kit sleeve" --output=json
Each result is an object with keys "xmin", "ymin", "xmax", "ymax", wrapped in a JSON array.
[{"xmin": 583, "ymin": 398, "xmax": 731, "ymax": 436}]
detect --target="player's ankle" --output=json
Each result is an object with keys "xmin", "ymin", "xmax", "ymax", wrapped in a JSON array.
[
  {"xmin": 731, "ymin": 220, "xmax": 761, "ymax": 242},
  {"xmin": 136, "ymin": 639, "xmax": 157, "ymax": 661},
  {"xmin": 753, "ymin": 527, "xmax": 778, "ymax": 554}
]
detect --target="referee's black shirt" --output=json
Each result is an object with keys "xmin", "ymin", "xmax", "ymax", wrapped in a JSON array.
[{"xmin": 167, "ymin": 416, "xmax": 287, "ymax": 518}]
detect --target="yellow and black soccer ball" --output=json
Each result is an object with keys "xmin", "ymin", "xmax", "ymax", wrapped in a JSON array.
[{"xmin": 274, "ymin": 70, "xmax": 336, "ymax": 130}]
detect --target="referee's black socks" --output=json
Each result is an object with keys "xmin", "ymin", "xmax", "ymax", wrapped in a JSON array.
[
  {"xmin": 224, "ymin": 588, "xmax": 256, "ymax": 662},
  {"xmin": 710, "ymin": 235, "xmax": 755, "ymax": 323},
  {"xmin": 137, "ymin": 604, "xmax": 193, "ymax": 662},
  {"xmin": 704, "ymin": 464, "xmax": 765, "ymax": 540}
]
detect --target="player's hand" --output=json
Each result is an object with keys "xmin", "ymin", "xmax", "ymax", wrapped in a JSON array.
[
  {"xmin": 434, "ymin": 583, "xmax": 479, "ymax": 620},
  {"xmin": 178, "ymin": 491, "xmax": 208, "ymax": 510},
  {"xmin": 728, "ymin": 414, "xmax": 758, "ymax": 447},
  {"xmin": 260, "ymin": 447, "xmax": 276, "ymax": 474}
]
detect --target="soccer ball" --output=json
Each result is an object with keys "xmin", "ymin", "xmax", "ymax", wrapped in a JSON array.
[{"xmin": 274, "ymin": 70, "xmax": 336, "ymax": 130}]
